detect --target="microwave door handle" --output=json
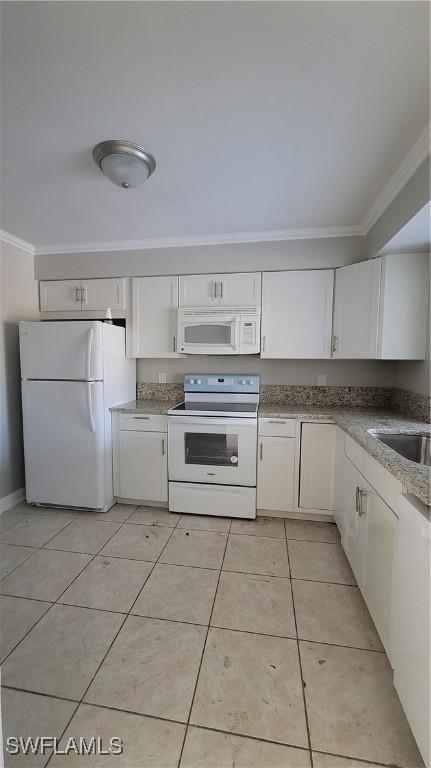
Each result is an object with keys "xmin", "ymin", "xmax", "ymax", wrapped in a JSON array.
[{"xmin": 233, "ymin": 317, "xmax": 240, "ymax": 353}]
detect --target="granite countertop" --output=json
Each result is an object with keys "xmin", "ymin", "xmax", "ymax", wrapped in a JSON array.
[
  {"xmin": 110, "ymin": 399, "xmax": 181, "ymax": 416},
  {"xmin": 260, "ymin": 403, "xmax": 430, "ymax": 506},
  {"xmin": 112, "ymin": 398, "xmax": 430, "ymax": 506}
]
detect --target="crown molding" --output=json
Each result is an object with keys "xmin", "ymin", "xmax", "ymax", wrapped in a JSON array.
[
  {"xmin": 361, "ymin": 123, "xmax": 430, "ymax": 233},
  {"xmin": 35, "ymin": 225, "xmax": 364, "ymax": 255},
  {"xmin": 0, "ymin": 228, "xmax": 35, "ymax": 255}
]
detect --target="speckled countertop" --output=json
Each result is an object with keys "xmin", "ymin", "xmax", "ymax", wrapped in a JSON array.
[
  {"xmin": 110, "ymin": 399, "xmax": 181, "ymax": 416},
  {"xmin": 260, "ymin": 404, "xmax": 430, "ymax": 506},
  {"xmin": 112, "ymin": 399, "xmax": 430, "ymax": 506}
]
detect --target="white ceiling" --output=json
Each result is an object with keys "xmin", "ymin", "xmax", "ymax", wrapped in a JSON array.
[{"xmin": 0, "ymin": 1, "xmax": 429, "ymax": 250}]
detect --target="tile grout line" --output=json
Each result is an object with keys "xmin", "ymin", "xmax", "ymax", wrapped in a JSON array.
[
  {"xmin": 284, "ymin": 518, "xmax": 314, "ymax": 768},
  {"xmin": 43, "ymin": 507, "xmax": 183, "ymax": 768},
  {"xmin": 177, "ymin": 517, "xmax": 233, "ymax": 768},
  {"xmin": 0, "ymin": 685, "xmax": 409, "ymax": 768},
  {"xmin": 0, "ymin": 507, "xmax": 144, "ymax": 667}
]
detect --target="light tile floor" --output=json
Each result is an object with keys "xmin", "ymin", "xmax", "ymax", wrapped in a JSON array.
[{"xmin": 0, "ymin": 503, "xmax": 424, "ymax": 768}]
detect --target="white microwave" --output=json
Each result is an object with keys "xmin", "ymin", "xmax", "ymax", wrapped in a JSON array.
[{"xmin": 177, "ymin": 307, "xmax": 261, "ymax": 355}]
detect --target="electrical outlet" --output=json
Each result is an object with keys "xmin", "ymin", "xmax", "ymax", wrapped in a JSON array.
[
  {"xmin": 158, "ymin": 372, "xmax": 167, "ymax": 384},
  {"xmin": 317, "ymin": 374, "xmax": 327, "ymax": 386}
]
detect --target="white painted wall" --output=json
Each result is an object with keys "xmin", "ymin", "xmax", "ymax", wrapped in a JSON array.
[
  {"xmin": 138, "ymin": 357, "xmax": 396, "ymax": 387},
  {"xmin": 367, "ymin": 159, "xmax": 430, "ymax": 258},
  {"xmin": 0, "ymin": 241, "xmax": 39, "ymax": 501},
  {"xmin": 35, "ymin": 235, "xmax": 364, "ymax": 280}
]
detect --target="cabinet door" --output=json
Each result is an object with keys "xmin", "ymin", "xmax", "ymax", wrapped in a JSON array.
[
  {"xmin": 218, "ymin": 273, "xmax": 261, "ymax": 306},
  {"xmin": 257, "ymin": 436, "xmax": 295, "ymax": 512},
  {"xmin": 82, "ymin": 278, "xmax": 126, "ymax": 311},
  {"xmin": 118, "ymin": 430, "xmax": 167, "ymax": 502},
  {"xmin": 333, "ymin": 427, "xmax": 346, "ymax": 535},
  {"xmin": 299, "ymin": 423, "xmax": 336, "ymax": 512},
  {"xmin": 361, "ymin": 486, "xmax": 397, "ymax": 659},
  {"xmin": 261, "ymin": 270, "xmax": 334, "ymax": 358},
  {"xmin": 332, "ymin": 259, "xmax": 381, "ymax": 358},
  {"xmin": 130, "ymin": 276, "xmax": 179, "ymax": 358},
  {"xmin": 340, "ymin": 455, "xmax": 366, "ymax": 586},
  {"xmin": 179, "ymin": 274, "xmax": 219, "ymax": 306},
  {"xmin": 39, "ymin": 280, "xmax": 81, "ymax": 311}
]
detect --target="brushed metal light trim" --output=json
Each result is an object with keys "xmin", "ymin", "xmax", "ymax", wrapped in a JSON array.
[{"xmin": 92, "ymin": 140, "xmax": 156, "ymax": 184}]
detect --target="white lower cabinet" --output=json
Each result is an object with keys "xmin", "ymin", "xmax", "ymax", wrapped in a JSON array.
[
  {"xmin": 113, "ymin": 413, "xmax": 168, "ymax": 503},
  {"xmin": 340, "ymin": 453, "xmax": 367, "ymax": 585},
  {"xmin": 393, "ymin": 494, "xmax": 430, "ymax": 768},
  {"xmin": 257, "ymin": 418, "xmax": 296, "ymax": 513},
  {"xmin": 361, "ymin": 482, "xmax": 397, "ymax": 661},
  {"xmin": 298, "ymin": 422, "xmax": 336, "ymax": 513},
  {"xmin": 339, "ymin": 440, "xmax": 398, "ymax": 663}
]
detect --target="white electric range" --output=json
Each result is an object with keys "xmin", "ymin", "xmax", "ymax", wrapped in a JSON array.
[{"xmin": 168, "ymin": 374, "xmax": 260, "ymax": 519}]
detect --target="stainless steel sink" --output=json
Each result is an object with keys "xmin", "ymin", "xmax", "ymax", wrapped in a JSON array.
[{"xmin": 369, "ymin": 431, "xmax": 431, "ymax": 465}]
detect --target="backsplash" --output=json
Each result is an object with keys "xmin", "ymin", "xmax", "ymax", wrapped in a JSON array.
[
  {"xmin": 136, "ymin": 381, "xmax": 430, "ymax": 421},
  {"xmin": 259, "ymin": 385, "xmax": 392, "ymax": 408},
  {"xmin": 137, "ymin": 382, "xmax": 184, "ymax": 401},
  {"xmin": 390, "ymin": 389, "xmax": 430, "ymax": 423}
]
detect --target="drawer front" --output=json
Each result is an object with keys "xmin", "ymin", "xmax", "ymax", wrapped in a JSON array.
[
  {"xmin": 259, "ymin": 418, "xmax": 297, "ymax": 438},
  {"xmin": 118, "ymin": 413, "xmax": 167, "ymax": 432}
]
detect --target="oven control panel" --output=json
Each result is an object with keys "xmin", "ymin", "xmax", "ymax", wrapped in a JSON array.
[{"xmin": 184, "ymin": 374, "xmax": 260, "ymax": 394}]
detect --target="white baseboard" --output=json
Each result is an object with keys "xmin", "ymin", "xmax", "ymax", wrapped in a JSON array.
[{"xmin": 0, "ymin": 487, "xmax": 26, "ymax": 514}]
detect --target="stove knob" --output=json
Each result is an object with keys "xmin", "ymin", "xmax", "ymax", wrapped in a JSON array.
[
  {"xmin": 197, "ymin": 379, "xmax": 202, "ymax": 385},
  {"xmin": 189, "ymin": 378, "xmax": 195, "ymax": 385},
  {"xmin": 240, "ymin": 379, "xmax": 246, "ymax": 385}
]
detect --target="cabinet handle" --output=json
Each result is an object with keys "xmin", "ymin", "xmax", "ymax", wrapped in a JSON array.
[
  {"xmin": 261, "ymin": 336, "xmax": 266, "ymax": 352},
  {"xmin": 74, "ymin": 286, "xmax": 80, "ymax": 303},
  {"xmin": 268, "ymin": 419, "xmax": 286, "ymax": 424},
  {"xmin": 81, "ymin": 286, "xmax": 87, "ymax": 304},
  {"xmin": 212, "ymin": 280, "xmax": 217, "ymax": 299},
  {"xmin": 162, "ymin": 438, "xmax": 165, "ymax": 456},
  {"xmin": 358, "ymin": 490, "xmax": 367, "ymax": 516},
  {"xmin": 259, "ymin": 442, "xmax": 263, "ymax": 460},
  {"xmin": 133, "ymin": 416, "xmax": 150, "ymax": 420},
  {"xmin": 332, "ymin": 335, "xmax": 339, "ymax": 353},
  {"xmin": 220, "ymin": 281, "xmax": 224, "ymax": 299},
  {"xmin": 355, "ymin": 486, "xmax": 360, "ymax": 513},
  {"xmin": 173, "ymin": 336, "xmax": 177, "ymax": 352}
]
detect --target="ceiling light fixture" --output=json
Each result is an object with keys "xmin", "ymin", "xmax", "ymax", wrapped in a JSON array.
[{"xmin": 92, "ymin": 140, "xmax": 156, "ymax": 189}]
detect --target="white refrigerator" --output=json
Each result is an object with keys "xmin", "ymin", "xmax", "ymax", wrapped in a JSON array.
[{"xmin": 19, "ymin": 320, "xmax": 136, "ymax": 511}]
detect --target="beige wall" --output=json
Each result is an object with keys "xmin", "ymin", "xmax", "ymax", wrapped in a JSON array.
[
  {"xmin": 137, "ymin": 357, "xmax": 396, "ymax": 387},
  {"xmin": 0, "ymin": 241, "xmax": 39, "ymax": 501},
  {"xmin": 367, "ymin": 159, "xmax": 430, "ymax": 258},
  {"xmin": 34, "ymin": 235, "xmax": 364, "ymax": 280}
]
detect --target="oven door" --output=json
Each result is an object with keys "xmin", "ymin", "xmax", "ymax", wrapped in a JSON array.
[
  {"xmin": 168, "ymin": 416, "xmax": 257, "ymax": 486},
  {"xmin": 177, "ymin": 312, "xmax": 240, "ymax": 355}
]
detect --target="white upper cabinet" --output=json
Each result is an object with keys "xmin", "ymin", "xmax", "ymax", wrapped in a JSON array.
[
  {"xmin": 39, "ymin": 278, "xmax": 126, "ymax": 315},
  {"xmin": 179, "ymin": 272, "xmax": 261, "ymax": 307},
  {"xmin": 81, "ymin": 278, "xmax": 126, "ymax": 312},
  {"xmin": 332, "ymin": 259, "xmax": 381, "ymax": 359},
  {"xmin": 261, "ymin": 269, "xmax": 334, "ymax": 358},
  {"xmin": 128, "ymin": 276, "xmax": 179, "ymax": 358},
  {"xmin": 39, "ymin": 280, "xmax": 82, "ymax": 312},
  {"xmin": 333, "ymin": 253, "xmax": 429, "ymax": 359},
  {"xmin": 377, "ymin": 252, "xmax": 429, "ymax": 359}
]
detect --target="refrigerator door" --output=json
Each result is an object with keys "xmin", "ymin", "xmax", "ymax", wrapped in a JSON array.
[
  {"xmin": 19, "ymin": 321, "xmax": 104, "ymax": 381},
  {"xmin": 22, "ymin": 380, "xmax": 106, "ymax": 509}
]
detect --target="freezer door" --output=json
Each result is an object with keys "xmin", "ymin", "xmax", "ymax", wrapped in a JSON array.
[
  {"xmin": 19, "ymin": 321, "xmax": 104, "ymax": 380},
  {"xmin": 22, "ymin": 380, "xmax": 106, "ymax": 509}
]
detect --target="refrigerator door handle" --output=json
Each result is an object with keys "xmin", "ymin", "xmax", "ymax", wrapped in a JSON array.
[
  {"xmin": 86, "ymin": 328, "xmax": 93, "ymax": 381},
  {"xmin": 86, "ymin": 382, "xmax": 96, "ymax": 433}
]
